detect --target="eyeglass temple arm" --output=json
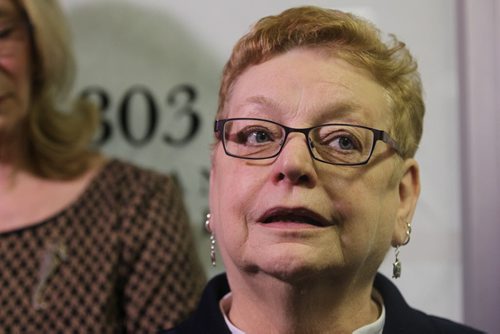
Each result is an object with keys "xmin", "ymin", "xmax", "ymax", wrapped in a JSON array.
[
  {"xmin": 380, "ymin": 131, "xmax": 402, "ymax": 156},
  {"xmin": 214, "ymin": 120, "xmax": 240, "ymax": 142},
  {"xmin": 214, "ymin": 120, "xmax": 223, "ymax": 139}
]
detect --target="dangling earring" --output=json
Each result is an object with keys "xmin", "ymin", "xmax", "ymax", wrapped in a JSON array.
[
  {"xmin": 392, "ymin": 246, "xmax": 401, "ymax": 279},
  {"xmin": 205, "ymin": 213, "xmax": 216, "ymax": 267},
  {"xmin": 392, "ymin": 222, "xmax": 412, "ymax": 279}
]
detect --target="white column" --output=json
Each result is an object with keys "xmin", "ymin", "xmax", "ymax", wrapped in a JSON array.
[{"xmin": 457, "ymin": 1, "xmax": 500, "ymax": 333}]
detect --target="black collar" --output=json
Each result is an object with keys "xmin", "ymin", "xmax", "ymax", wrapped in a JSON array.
[{"xmin": 163, "ymin": 273, "xmax": 483, "ymax": 334}]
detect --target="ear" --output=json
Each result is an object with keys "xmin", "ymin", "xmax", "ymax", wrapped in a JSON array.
[{"xmin": 392, "ymin": 158, "xmax": 420, "ymax": 246}]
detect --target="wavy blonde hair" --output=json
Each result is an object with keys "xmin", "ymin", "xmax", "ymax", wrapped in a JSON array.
[
  {"xmin": 218, "ymin": 6, "xmax": 424, "ymax": 159},
  {"xmin": 19, "ymin": 0, "xmax": 98, "ymax": 179}
]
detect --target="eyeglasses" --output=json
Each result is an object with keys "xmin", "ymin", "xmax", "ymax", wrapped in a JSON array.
[
  {"xmin": 214, "ymin": 118, "xmax": 401, "ymax": 166},
  {"xmin": 0, "ymin": 18, "xmax": 30, "ymax": 57}
]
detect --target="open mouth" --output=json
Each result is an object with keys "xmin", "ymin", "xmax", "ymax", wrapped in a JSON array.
[{"xmin": 258, "ymin": 207, "xmax": 332, "ymax": 227}]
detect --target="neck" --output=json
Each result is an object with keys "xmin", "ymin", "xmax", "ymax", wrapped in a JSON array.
[
  {"xmin": 0, "ymin": 120, "xmax": 31, "ymax": 176},
  {"xmin": 227, "ymin": 270, "xmax": 380, "ymax": 334},
  {"xmin": 0, "ymin": 163, "xmax": 17, "ymax": 189}
]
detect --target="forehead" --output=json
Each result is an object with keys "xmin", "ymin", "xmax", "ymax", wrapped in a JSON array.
[{"xmin": 227, "ymin": 48, "xmax": 391, "ymax": 128}]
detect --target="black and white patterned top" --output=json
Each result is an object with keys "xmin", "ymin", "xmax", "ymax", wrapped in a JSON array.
[{"xmin": 0, "ymin": 159, "xmax": 206, "ymax": 333}]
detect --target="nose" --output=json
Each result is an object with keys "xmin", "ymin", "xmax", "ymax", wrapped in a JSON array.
[{"xmin": 272, "ymin": 134, "xmax": 318, "ymax": 187}]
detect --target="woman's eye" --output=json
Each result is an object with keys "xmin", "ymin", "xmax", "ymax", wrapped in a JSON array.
[
  {"xmin": 337, "ymin": 136, "xmax": 355, "ymax": 150},
  {"xmin": 0, "ymin": 22, "xmax": 16, "ymax": 39},
  {"xmin": 0, "ymin": 20, "xmax": 26, "ymax": 40},
  {"xmin": 237, "ymin": 129, "xmax": 273, "ymax": 145},
  {"xmin": 0, "ymin": 27, "xmax": 12, "ymax": 38},
  {"xmin": 325, "ymin": 134, "xmax": 361, "ymax": 152}
]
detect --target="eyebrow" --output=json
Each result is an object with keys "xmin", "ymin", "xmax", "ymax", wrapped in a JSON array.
[{"xmin": 238, "ymin": 95, "xmax": 366, "ymax": 122}]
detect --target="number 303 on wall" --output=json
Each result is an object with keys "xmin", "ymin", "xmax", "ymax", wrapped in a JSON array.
[{"xmin": 79, "ymin": 84, "xmax": 201, "ymax": 147}]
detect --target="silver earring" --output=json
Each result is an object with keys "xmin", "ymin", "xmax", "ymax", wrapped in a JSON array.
[
  {"xmin": 392, "ymin": 246, "xmax": 401, "ymax": 279},
  {"xmin": 392, "ymin": 222, "xmax": 412, "ymax": 279},
  {"xmin": 205, "ymin": 213, "xmax": 216, "ymax": 267},
  {"xmin": 210, "ymin": 235, "xmax": 216, "ymax": 267}
]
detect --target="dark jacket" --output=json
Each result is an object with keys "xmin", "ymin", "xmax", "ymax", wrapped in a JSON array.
[{"xmin": 161, "ymin": 273, "xmax": 484, "ymax": 334}]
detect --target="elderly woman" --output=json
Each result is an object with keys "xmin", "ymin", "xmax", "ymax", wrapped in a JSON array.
[
  {"xmin": 163, "ymin": 6, "xmax": 483, "ymax": 334},
  {"xmin": 0, "ymin": 0, "xmax": 204, "ymax": 332}
]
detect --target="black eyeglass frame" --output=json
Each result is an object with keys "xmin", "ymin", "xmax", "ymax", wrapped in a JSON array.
[{"xmin": 214, "ymin": 117, "xmax": 402, "ymax": 166}]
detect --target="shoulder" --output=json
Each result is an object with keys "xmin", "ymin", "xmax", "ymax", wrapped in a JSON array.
[
  {"xmin": 92, "ymin": 158, "xmax": 179, "ymax": 206},
  {"xmin": 425, "ymin": 314, "xmax": 485, "ymax": 333},
  {"xmin": 160, "ymin": 274, "xmax": 231, "ymax": 334},
  {"xmin": 89, "ymin": 159, "xmax": 185, "ymax": 234},
  {"xmin": 374, "ymin": 274, "xmax": 485, "ymax": 334},
  {"xmin": 99, "ymin": 158, "xmax": 171, "ymax": 188}
]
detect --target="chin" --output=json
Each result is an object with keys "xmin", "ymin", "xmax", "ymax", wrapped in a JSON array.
[{"xmin": 252, "ymin": 247, "xmax": 337, "ymax": 283}]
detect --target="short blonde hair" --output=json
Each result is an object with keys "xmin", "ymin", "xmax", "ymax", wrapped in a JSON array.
[
  {"xmin": 19, "ymin": 0, "xmax": 98, "ymax": 179},
  {"xmin": 218, "ymin": 6, "xmax": 424, "ymax": 159}
]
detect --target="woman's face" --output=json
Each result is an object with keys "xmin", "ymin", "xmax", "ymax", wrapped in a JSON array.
[
  {"xmin": 210, "ymin": 48, "xmax": 419, "ymax": 282},
  {"xmin": 0, "ymin": 0, "xmax": 32, "ymax": 132}
]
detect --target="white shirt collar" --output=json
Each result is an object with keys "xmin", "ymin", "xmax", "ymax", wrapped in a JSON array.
[{"xmin": 220, "ymin": 293, "xmax": 246, "ymax": 334}]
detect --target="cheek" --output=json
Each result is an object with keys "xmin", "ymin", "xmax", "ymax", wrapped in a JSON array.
[
  {"xmin": 1, "ymin": 52, "xmax": 32, "ymax": 97},
  {"xmin": 211, "ymin": 147, "xmax": 269, "ymax": 207},
  {"xmin": 210, "ymin": 153, "xmax": 253, "ymax": 233},
  {"xmin": 331, "ymin": 170, "xmax": 398, "ymax": 244},
  {"xmin": 357, "ymin": 178, "xmax": 399, "ymax": 247},
  {"xmin": 209, "ymin": 152, "xmax": 270, "ymax": 250},
  {"xmin": 0, "ymin": 57, "xmax": 17, "ymax": 72},
  {"xmin": 21, "ymin": 57, "xmax": 32, "ymax": 95}
]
